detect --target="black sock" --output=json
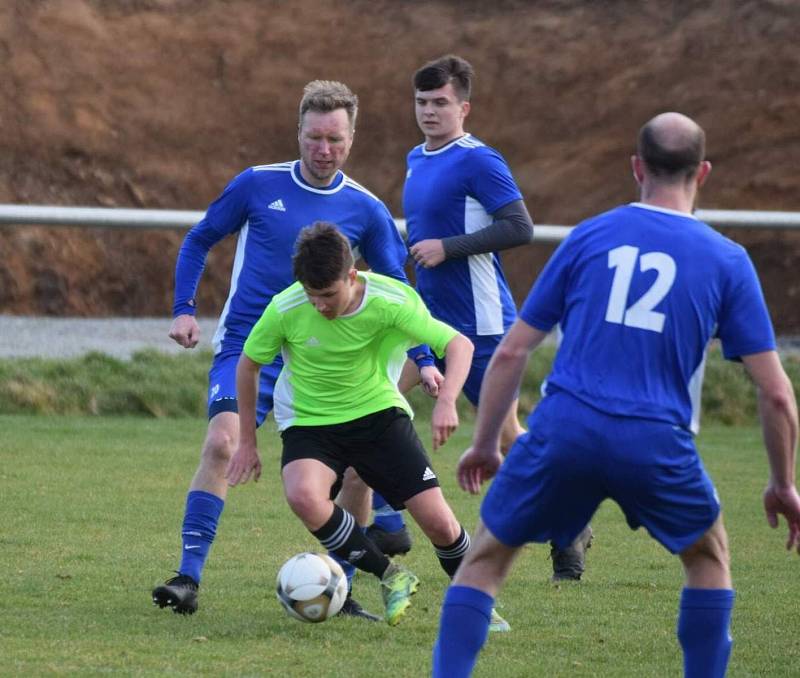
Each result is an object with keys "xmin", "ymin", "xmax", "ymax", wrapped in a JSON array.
[
  {"xmin": 434, "ymin": 526, "xmax": 471, "ymax": 578},
  {"xmin": 312, "ymin": 505, "xmax": 390, "ymax": 578}
]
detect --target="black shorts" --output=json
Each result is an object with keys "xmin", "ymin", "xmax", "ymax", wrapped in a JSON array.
[{"xmin": 280, "ymin": 407, "xmax": 440, "ymax": 510}]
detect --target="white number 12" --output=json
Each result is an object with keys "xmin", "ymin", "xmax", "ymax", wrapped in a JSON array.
[{"xmin": 605, "ymin": 245, "xmax": 676, "ymax": 333}]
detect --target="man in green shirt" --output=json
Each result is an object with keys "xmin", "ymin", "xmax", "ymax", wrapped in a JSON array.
[{"xmin": 226, "ymin": 221, "xmax": 475, "ymax": 626}]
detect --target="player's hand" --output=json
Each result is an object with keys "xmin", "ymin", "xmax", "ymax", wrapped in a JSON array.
[
  {"xmin": 226, "ymin": 444, "xmax": 262, "ymax": 486},
  {"xmin": 410, "ymin": 239, "xmax": 446, "ymax": 268},
  {"xmin": 763, "ymin": 482, "xmax": 800, "ymax": 553},
  {"xmin": 419, "ymin": 365, "xmax": 444, "ymax": 397},
  {"xmin": 431, "ymin": 398, "xmax": 459, "ymax": 451},
  {"xmin": 457, "ymin": 445, "xmax": 503, "ymax": 495},
  {"xmin": 169, "ymin": 314, "xmax": 201, "ymax": 348}
]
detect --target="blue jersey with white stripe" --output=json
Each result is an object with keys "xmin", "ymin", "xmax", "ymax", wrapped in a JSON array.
[
  {"xmin": 403, "ymin": 134, "xmax": 522, "ymax": 336},
  {"xmin": 173, "ymin": 160, "xmax": 410, "ymax": 353},
  {"xmin": 521, "ymin": 202, "xmax": 776, "ymax": 432}
]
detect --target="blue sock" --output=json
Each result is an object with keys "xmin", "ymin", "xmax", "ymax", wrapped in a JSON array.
[
  {"xmin": 677, "ymin": 588, "xmax": 735, "ymax": 678},
  {"xmin": 328, "ymin": 527, "xmax": 363, "ymax": 591},
  {"xmin": 178, "ymin": 490, "xmax": 224, "ymax": 585},
  {"xmin": 432, "ymin": 585, "xmax": 493, "ymax": 678},
  {"xmin": 372, "ymin": 492, "xmax": 405, "ymax": 532}
]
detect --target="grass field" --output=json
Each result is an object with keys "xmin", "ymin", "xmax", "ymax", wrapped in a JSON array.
[{"xmin": 1, "ymin": 414, "xmax": 798, "ymax": 677}]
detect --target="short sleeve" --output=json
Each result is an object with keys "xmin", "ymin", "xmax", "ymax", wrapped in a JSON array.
[
  {"xmin": 717, "ymin": 248, "xmax": 776, "ymax": 360},
  {"xmin": 467, "ymin": 148, "xmax": 523, "ymax": 215},
  {"xmin": 519, "ymin": 236, "xmax": 575, "ymax": 331},
  {"xmin": 392, "ymin": 286, "xmax": 458, "ymax": 358},
  {"xmin": 243, "ymin": 300, "xmax": 285, "ymax": 365}
]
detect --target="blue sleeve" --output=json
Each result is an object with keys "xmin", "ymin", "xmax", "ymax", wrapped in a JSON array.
[
  {"xmin": 467, "ymin": 148, "xmax": 523, "ymax": 215},
  {"xmin": 361, "ymin": 200, "xmax": 435, "ymax": 368},
  {"xmin": 717, "ymin": 248, "xmax": 776, "ymax": 360},
  {"xmin": 172, "ymin": 169, "xmax": 252, "ymax": 316},
  {"xmin": 519, "ymin": 236, "xmax": 574, "ymax": 332},
  {"xmin": 359, "ymin": 200, "xmax": 410, "ymax": 283}
]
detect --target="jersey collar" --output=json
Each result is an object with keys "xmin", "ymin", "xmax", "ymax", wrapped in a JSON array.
[
  {"xmin": 629, "ymin": 202, "xmax": 699, "ymax": 220},
  {"xmin": 291, "ymin": 160, "xmax": 347, "ymax": 194},
  {"xmin": 421, "ymin": 133, "xmax": 471, "ymax": 156}
]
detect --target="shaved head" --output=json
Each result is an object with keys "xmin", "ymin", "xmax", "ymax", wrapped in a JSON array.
[{"xmin": 637, "ymin": 112, "xmax": 705, "ymax": 181}]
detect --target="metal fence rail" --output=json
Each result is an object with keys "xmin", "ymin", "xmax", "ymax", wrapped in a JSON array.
[{"xmin": 1, "ymin": 204, "xmax": 799, "ymax": 243}]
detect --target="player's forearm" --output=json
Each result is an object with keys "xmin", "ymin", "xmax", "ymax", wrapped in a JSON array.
[
  {"xmin": 235, "ymin": 354, "xmax": 262, "ymax": 448},
  {"xmin": 441, "ymin": 199, "xmax": 533, "ymax": 259},
  {"xmin": 438, "ymin": 334, "xmax": 474, "ymax": 404},
  {"xmin": 172, "ymin": 230, "xmax": 213, "ymax": 316},
  {"xmin": 758, "ymin": 376, "xmax": 799, "ymax": 489}
]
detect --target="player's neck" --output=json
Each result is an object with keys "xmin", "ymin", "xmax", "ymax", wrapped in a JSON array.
[
  {"xmin": 342, "ymin": 277, "xmax": 366, "ymax": 316},
  {"xmin": 639, "ymin": 185, "xmax": 697, "ymax": 215}
]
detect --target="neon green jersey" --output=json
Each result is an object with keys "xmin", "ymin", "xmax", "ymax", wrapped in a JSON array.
[{"xmin": 243, "ymin": 271, "xmax": 458, "ymax": 430}]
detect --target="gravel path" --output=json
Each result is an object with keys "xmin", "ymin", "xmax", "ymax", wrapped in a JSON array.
[
  {"xmin": 0, "ymin": 315, "xmax": 219, "ymax": 359},
  {"xmin": 1, "ymin": 315, "xmax": 798, "ymax": 360}
]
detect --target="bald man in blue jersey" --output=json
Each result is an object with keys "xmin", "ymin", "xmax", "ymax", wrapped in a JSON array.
[
  {"xmin": 151, "ymin": 80, "xmax": 439, "ymax": 620},
  {"xmin": 431, "ymin": 112, "xmax": 800, "ymax": 677}
]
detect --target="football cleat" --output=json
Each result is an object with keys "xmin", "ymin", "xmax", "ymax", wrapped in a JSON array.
[
  {"xmin": 380, "ymin": 562, "xmax": 419, "ymax": 626},
  {"xmin": 366, "ymin": 524, "xmax": 412, "ymax": 556},
  {"xmin": 489, "ymin": 607, "xmax": 511, "ymax": 633},
  {"xmin": 551, "ymin": 525, "xmax": 593, "ymax": 582},
  {"xmin": 337, "ymin": 593, "xmax": 381, "ymax": 622},
  {"xmin": 152, "ymin": 573, "xmax": 199, "ymax": 615}
]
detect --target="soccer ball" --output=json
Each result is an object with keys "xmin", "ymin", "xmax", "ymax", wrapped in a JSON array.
[{"xmin": 276, "ymin": 552, "xmax": 348, "ymax": 623}]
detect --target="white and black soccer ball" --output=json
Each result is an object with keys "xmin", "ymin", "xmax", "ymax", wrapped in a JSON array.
[{"xmin": 276, "ymin": 552, "xmax": 348, "ymax": 623}]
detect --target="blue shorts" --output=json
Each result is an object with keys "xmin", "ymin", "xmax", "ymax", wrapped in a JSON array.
[
  {"xmin": 207, "ymin": 349, "xmax": 283, "ymax": 427},
  {"xmin": 435, "ymin": 333, "xmax": 508, "ymax": 406},
  {"xmin": 481, "ymin": 391, "xmax": 720, "ymax": 554}
]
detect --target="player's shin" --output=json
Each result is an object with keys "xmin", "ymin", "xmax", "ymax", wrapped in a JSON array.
[
  {"xmin": 677, "ymin": 588, "xmax": 735, "ymax": 678},
  {"xmin": 432, "ymin": 585, "xmax": 493, "ymax": 677},
  {"xmin": 179, "ymin": 490, "xmax": 224, "ymax": 583},
  {"xmin": 312, "ymin": 505, "xmax": 390, "ymax": 578},
  {"xmin": 434, "ymin": 525, "xmax": 471, "ymax": 577}
]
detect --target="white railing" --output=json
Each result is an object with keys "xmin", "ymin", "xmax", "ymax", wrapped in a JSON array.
[{"xmin": 0, "ymin": 204, "xmax": 799, "ymax": 243}]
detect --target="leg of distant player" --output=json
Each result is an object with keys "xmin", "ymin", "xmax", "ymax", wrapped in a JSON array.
[
  {"xmin": 677, "ymin": 516, "xmax": 734, "ymax": 678},
  {"xmin": 151, "ymin": 411, "xmax": 237, "ymax": 614},
  {"xmin": 180, "ymin": 412, "xmax": 238, "ymax": 580},
  {"xmin": 432, "ymin": 520, "xmax": 521, "ymax": 677}
]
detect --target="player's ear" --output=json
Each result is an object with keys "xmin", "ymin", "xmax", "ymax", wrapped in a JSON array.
[
  {"xmin": 696, "ymin": 160, "xmax": 712, "ymax": 187},
  {"xmin": 631, "ymin": 155, "xmax": 644, "ymax": 185},
  {"xmin": 461, "ymin": 100, "xmax": 471, "ymax": 120}
]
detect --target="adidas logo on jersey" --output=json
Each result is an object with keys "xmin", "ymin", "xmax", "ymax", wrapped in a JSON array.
[
  {"xmin": 422, "ymin": 466, "xmax": 436, "ymax": 481},
  {"xmin": 267, "ymin": 198, "xmax": 286, "ymax": 211},
  {"xmin": 305, "ymin": 336, "xmax": 320, "ymax": 346}
]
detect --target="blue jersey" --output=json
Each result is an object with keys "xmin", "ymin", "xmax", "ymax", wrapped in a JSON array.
[
  {"xmin": 521, "ymin": 202, "xmax": 775, "ymax": 432},
  {"xmin": 403, "ymin": 134, "xmax": 522, "ymax": 336},
  {"xmin": 173, "ymin": 160, "xmax": 410, "ymax": 353}
]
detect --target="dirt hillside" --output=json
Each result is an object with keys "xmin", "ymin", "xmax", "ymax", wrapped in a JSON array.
[{"xmin": 2, "ymin": 0, "xmax": 799, "ymax": 330}]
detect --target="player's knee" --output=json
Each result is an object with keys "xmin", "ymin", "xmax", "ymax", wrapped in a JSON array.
[
  {"xmin": 423, "ymin": 514, "xmax": 462, "ymax": 546},
  {"xmin": 683, "ymin": 522, "xmax": 730, "ymax": 572},
  {"xmin": 284, "ymin": 482, "xmax": 325, "ymax": 523},
  {"xmin": 202, "ymin": 429, "xmax": 235, "ymax": 467}
]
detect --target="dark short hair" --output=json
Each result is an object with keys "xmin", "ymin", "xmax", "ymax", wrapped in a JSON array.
[
  {"xmin": 413, "ymin": 54, "xmax": 474, "ymax": 101},
  {"xmin": 293, "ymin": 222, "xmax": 355, "ymax": 289},
  {"xmin": 299, "ymin": 80, "xmax": 358, "ymax": 131},
  {"xmin": 637, "ymin": 120, "xmax": 706, "ymax": 181}
]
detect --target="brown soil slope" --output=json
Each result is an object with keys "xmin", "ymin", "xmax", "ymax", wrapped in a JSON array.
[{"xmin": 1, "ymin": 0, "xmax": 799, "ymax": 330}]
